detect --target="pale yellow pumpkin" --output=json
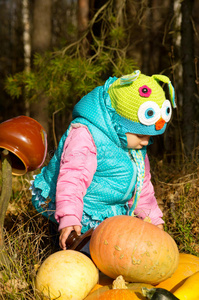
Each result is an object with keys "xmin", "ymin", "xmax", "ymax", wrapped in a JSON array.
[{"xmin": 35, "ymin": 250, "xmax": 98, "ymax": 300}]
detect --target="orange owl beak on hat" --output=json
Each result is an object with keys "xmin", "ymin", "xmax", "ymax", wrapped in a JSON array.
[{"xmin": 155, "ymin": 118, "xmax": 166, "ymax": 131}]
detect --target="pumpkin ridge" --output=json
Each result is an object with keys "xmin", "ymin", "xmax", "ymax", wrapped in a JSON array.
[
  {"xmin": 142, "ymin": 222, "xmax": 163, "ymax": 281},
  {"xmin": 130, "ymin": 219, "xmax": 162, "ymax": 282},
  {"xmin": 155, "ymin": 232, "xmax": 169, "ymax": 282},
  {"xmin": 113, "ymin": 217, "xmax": 143, "ymax": 278},
  {"xmin": 128, "ymin": 218, "xmax": 144, "ymax": 273},
  {"xmin": 101, "ymin": 218, "xmax": 117, "ymax": 277},
  {"xmin": 171, "ymin": 234, "xmax": 179, "ymax": 275},
  {"xmin": 115, "ymin": 217, "xmax": 133, "ymax": 276},
  {"xmin": 153, "ymin": 227, "xmax": 164, "ymax": 280},
  {"xmin": 98, "ymin": 225, "xmax": 105, "ymax": 272},
  {"xmin": 170, "ymin": 234, "xmax": 179, "ymax": 277},
  {"xmin": 107, "ymin": 218, "xmax": 118, "ymax": 277}
]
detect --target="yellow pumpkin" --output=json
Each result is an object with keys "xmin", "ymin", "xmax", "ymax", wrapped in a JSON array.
[
  {"xmin": 35, "ymin": 250, "xmax": 98, "ymax": 300},
  {"xmin": 173, "ymin": 271, "xmax": 199, "ymax": 300},
  {"xmin": 156, "ymin": 253, "xmax": 199, "ymax": 292}
]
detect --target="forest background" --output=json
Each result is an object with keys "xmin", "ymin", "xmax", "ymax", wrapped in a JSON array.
[{"xmin": 0, "ymin": 0, "xmax": 199, "ymax": 298}]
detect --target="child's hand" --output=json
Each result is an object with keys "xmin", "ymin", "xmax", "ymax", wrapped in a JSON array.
[
  {"xmin": 59, "ymin": 225, "xmax": 81, "ymax": 250},
  {"xmin": 157, "ymin": 224, "xmax": 164, "ymax": 230}
]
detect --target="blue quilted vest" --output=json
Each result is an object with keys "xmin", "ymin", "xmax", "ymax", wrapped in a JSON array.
[{"xmin": 32, "ymin": 76, "xmax": 146, "ymax": 233}]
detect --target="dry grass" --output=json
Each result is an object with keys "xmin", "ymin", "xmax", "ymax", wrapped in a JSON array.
[
  {"xmin": 151, "ymin": 157, "xmax": 199, "ymax": 255},
  {"xmin": 0, "ymin": 159, "xmax": 198, "ymax": 299},
  {"xmin": 0, "ymin": 174, "xmax": 54, "ymax": 299}
]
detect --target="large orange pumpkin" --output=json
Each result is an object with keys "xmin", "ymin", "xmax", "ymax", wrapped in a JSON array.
[
  {"xmin": 156, "ymin": 253, "xmax": 199, "ymax": 292},
  {"xmin": 90, "ymin": 215, "xmax": 179, "ymax": 285}
]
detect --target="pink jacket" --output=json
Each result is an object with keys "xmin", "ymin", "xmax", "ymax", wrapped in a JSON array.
[{"xmin": 55, "ymin": 126, "xmax": 164, "ymax": 231}]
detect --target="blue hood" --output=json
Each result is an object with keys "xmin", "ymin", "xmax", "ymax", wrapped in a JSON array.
[{"xmin": 72, "ymin": 76, "xmax": 128, "ymax": 149}]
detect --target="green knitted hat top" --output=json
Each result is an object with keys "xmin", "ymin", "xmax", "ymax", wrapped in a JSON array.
[{"xmin": 108, "ymin": 70, "xmax": 176, "ymax": 136}]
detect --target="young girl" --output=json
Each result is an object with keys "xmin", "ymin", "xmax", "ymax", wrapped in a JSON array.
[{"xmin": 31, "ymin": 70, "xmax": 176, "ymax": 250}]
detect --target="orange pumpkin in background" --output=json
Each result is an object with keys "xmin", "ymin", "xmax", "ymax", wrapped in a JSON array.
[
  {"xmin": 156, "ymin": 253, "xmax": 199, "ymax": 292},
  {"xmin": 85, "ymin": 275, "xmax": 154, "ymax": 300},
  {"xmin": 86, "ymin": 283, "xmax": 155, "ymax": 299},
  {"xmin": 90, "ymin": 215, "xmax": 179, "ymax": 285},
  {"xmin": 94, "ymin": 289, "xmax": 141, "ymax": 300},
  {"xmin": 88, "ymin": 272, "xmax": 113, "ymax": 294}
]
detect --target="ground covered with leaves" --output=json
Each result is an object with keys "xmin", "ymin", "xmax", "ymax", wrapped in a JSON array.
[{"xmin": 0, "ymin": 158, "xmax": 198, "ymax": 299}]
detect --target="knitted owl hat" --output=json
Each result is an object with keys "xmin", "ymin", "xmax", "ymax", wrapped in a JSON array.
[{"xmin": 108, "ymin": 70, "xmax": 176, "ymax": 136}]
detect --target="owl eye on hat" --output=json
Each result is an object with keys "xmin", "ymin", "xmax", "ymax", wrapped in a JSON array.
[{"xmin": 108, "ymin": 70, "xmax": 176, "ymax": 136}]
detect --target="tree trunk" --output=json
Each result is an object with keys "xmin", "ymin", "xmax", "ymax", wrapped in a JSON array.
[
  {"xmin": 141, "ymin": 0, "xmax": 152, "ymax": 75},
  {"xmin": 32, "ymin": 0, "xmax": 52, "ymax": 52},
  {"xmin": 30, "ymin": 0, "xmax": 52, "ymax": 135},
  {"xmin": 22, "ymin": 0, "xmax": 31, "ymax": 116},
  {"xmin": 77, "ymin": 0, "xmax": 89, "ymax": 56},
  {"xmin": 181, "ymin": 0, "xmax": 197, "ymax": 156}
]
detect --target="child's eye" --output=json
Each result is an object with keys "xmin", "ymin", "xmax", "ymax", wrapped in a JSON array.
[
  {"xmin": 161, "ymin": 100, "xmax": 172, "ymax": 122},
  {"xmin": 138, "ymin": 101, "xmax": 161, "ymax": 125}
]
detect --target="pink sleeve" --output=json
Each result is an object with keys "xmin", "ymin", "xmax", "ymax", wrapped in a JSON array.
[
  {"xmin": 55, "ymin": 125, "xmax": 97, "ymax": 231},
  {"xmin": 129, "ymin": 154, "xmax": 164, "ymax": 225}
]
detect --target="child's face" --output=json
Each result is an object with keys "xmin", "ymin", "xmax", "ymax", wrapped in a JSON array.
[{"xmin": 126, "ymin": 133, "xmax": 151, "ymax": 149}]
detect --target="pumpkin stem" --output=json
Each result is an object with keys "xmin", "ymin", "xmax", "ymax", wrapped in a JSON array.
[
  {"xmin": 112, "ymin": 275, "xmax": 128, "ymax": 290},
  {"xmin": 142, "ymin": 287, "xmax": 156, "ymax": 299}
]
